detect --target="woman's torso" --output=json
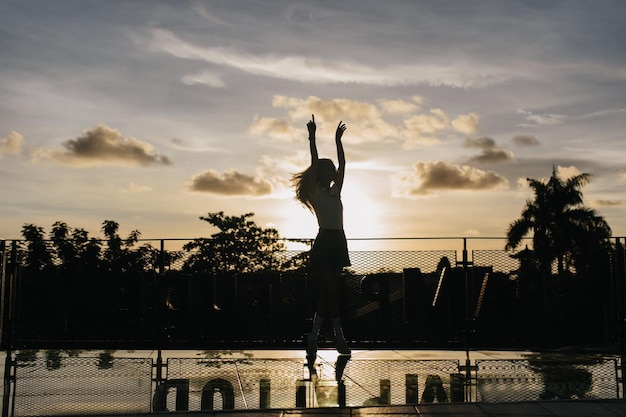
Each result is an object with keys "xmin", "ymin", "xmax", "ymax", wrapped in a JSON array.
[{"xmin": 311, "ymin": 184, "xmax": 343, "ymax": 230}]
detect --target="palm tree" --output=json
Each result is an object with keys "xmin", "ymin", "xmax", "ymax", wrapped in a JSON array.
[{"xmin": 506, "ymin": 167, "xmax": 611, "ymax": 276}]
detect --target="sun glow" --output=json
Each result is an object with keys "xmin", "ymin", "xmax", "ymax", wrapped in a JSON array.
[
  {"xmin": 280, "ymin": 204, "xmax": 318, "ymax": 242},
  {"xmin": 344, "ymin": 179, "xmax": 396, "ymax": 251},
  {"xmin": 342, "ymin": 180, "xmax": 383, "ymax": 240},
  {"xmin": 278, "ymin": 178, "xmax": 383, "ymax": 251}
]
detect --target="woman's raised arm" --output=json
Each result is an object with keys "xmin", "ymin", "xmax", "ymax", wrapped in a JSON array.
[
  {"xmin": 306, "ymin": 115, "xmax": 319, "ymax": 193},
  {"xmin": 335, "ymin": 121, "xmax": 346, "ymax": 193}
]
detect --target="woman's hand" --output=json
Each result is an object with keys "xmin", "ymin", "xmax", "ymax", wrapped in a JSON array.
[
  {"xmin": 307, "ymin": 114, "xmax": 316, "ymax": 138},
  {"xmin": 335, "ymin": 121, "xmax": 346, "ymax": 141}
]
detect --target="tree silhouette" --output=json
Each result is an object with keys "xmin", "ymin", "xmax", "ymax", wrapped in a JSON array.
[
  {"xmin": 20, "ymin": 224, "xmax": 54, "ymax": 272},
  {"xmin": 505, "ymin": 167, "xmax": 611, "ymax": 276},
  {"xmin": 183, "ymin": 212, "xmax": 285, "ymax": 274},
  {"xmin": 50, "ymin": 221, "xmax": 102, "ymax": 272},
  {"xmin": 17, "ymin": 220, "xmax": 159, "ymax": 341}
]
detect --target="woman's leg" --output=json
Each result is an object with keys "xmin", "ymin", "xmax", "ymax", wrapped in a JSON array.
[
  {"xmin": 307, "ymin": 266, "xmax": 326, "ymax": 354},
  {"xmin": 307, "ymin": 266, "xmax": 338, "ymax": 343},
  {"xmin": 317, "ymin": 266, "xmax": 340, "ymax": 318},
  {"xmin": 319, "ymin": 266, "xmax": 350, "ymax": 354}
]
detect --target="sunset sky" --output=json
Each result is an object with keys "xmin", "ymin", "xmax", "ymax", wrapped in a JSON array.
[{"xmin": 1, "ymin": 0, "xmax": 625, "ymax": 250}]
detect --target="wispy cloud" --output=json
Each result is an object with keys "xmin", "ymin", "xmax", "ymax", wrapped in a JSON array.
[
  {"xmin": 593, "ymin": 199, "xmax": 625, "ymax": 207},
  {"xmin": 32, "ymin": 125, "xmax": 172, "ymax": 167},
  {"xmin": 192, "ymin": 3, "xmax": 230, "ymax": 27},
  {"xmin": 122, "ymin": 182, "xmax": 153, "ymax": 193},
  {"xmin": 578, "ymin": 107, "xmax": 626, "ymax": 119},
  {"xmin": 517, "ymin": 109, "xmax": 567, "ymax": 127},
  {"xmin": 147, "ymin": 29, "xmax": 517, "ymax": 88},
  {"xmin": 181, "ymin": 70, "xmax": 225, "ymax": 87}
]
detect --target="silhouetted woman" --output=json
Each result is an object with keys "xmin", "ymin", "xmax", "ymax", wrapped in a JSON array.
[{"xmin": 292, "ymin": 114, "xmax": 351, "ymax": 355}]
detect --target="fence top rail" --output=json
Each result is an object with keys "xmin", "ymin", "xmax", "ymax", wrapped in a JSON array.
[{"xmin": 5, "ymin": 236, "xmax": 626, "ymax": 244}]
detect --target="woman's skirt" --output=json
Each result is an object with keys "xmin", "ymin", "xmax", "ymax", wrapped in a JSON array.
[{"xmin": 309, "ymin": 228, "xmax": 351, "ymax": 267}]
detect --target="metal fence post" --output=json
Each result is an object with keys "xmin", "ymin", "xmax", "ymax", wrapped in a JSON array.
[
  {"xmin": 615, "ymin": 237, "xmax": 626, "ymax": 397},
  {"xmin": 1, "ymin": 239, "xmax": 8, "ymax": 417},
  {"xmin": 1, "ymin": 241, "xmax": 18, "ymax": 417},
  {"xmin": 456, "ymin": 238, "xmax": 476, "ymax": 402},
  {"xmin": 155, "ymin": 239, "xmax": 166, "ymax": 385}
]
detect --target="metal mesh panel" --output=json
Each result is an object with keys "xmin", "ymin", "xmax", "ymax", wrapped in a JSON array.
[
  {"xmin": 164, "ymin": 248, "xmax": 457, "ymax": 275},
  {"xmin": 13, "ymin": 355, "xmax": 152, "ymax": 416},
  {"xmin": 342, "ymin": 359, "xmax": 461, "ymax": 406},
  {"xmin": 476, "ymin": 358, "xmax": 618, "ymax": 402},
  {"xmin": 473, "ymin": 249, "xmax": 561, "ymax": 274},
  {"xmin": 164, "ymin": 358, "xmax": 304, "ymax": 411},
  {"xmin": 162, "ymin": 357, "xmax": 461, "ymax": 409},
  {"xmin": 348, "ymin": 250, "xmax": 456, "ymax": 275},
  {"xmin": 7, "ymin": 354, "xmax": 622, "ymax": 415},
  {"xmin": 473, "ymin": 250, "xmax": 518, "ymax": 274},
  {"xmin": 6, "ymin": 237, "xmax": 620, "ymax": 348}
]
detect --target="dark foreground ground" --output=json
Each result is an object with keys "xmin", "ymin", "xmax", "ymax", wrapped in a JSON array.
[{"xmin": 67, "ymin": 399, "xmax": 626, "ymax": 417}]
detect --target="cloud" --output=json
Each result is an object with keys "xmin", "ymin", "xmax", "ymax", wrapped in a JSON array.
[
  {"xmin": 379, "ymin": 98, "xmax": 420, "ymax": 114},
  {"xmin": 451, "ymin": 113, "xmax": 480, "ymax": 135},
  {"xmin": 468, "ymin": 148, "xmax": 515, "ymax": 163},
  {"xmin": 593, "ymin": 200, "xmax": 625, "ymax": 207},
  {"xmin": 248, "ymin": 116, "xmax": 299, "ymax": 141},
  {"xmin": 465, "ymin": 136, "xmax": 515, "ymax": 163},
  {"xmin": 517, "ymin": 109, "xmax": 567, "ymax": 127},
  {"xmin": 122, "ymin": 182, "xmax": 152, "ymax": 193},
  {"xmin": 466, "ymin": 137, "xmax": 496, "ymax": 149},
  {"xmin": 33, "ymin": 125, "xmax": 171, "ymax": 167},
  {"xmin": 394, "ymin": 160, "xmax": 509, "ymax": 197},
  {"xmin": 256, "ymin": 154, "xmax": 294, "ymax": 193},
  {"xmin": 579, "ymin": 107, "xmax": 626, "ymax": 119},
  {"xmin": 192, "ymin": 3, "xmax": 230, "ymax": 26},
  {"xmin": 250, "ymin": 95, "xmax": 481, "ymax": 148},
  {"xmin": 188, "ymin": 169, "xmax": 272, "ymax": 196},
  {"xmin": 512, "ymin": 135, "xmax": 540, "ymax": 146},
  {"xmin": 402, "ymin": 108, "xmax": 479, "ymax": 147},
  {"xmin": 273, "ymin": 95, "xmax": 383, "ymax": 123},
  {"xmin": 403, "ymin": 108, "xmax": 449, "ymax": 140},
  {"xmin": 556, "ymin": 165, "xmax": 582, "ymax": 179},
  {"xmin": 0, "ymin": 131, "xmax": 23, "ymax": 156},
  {"xmin": 251, "ymin": 95, "xmax": 397, "ymax": 144},
  {"xmin": 181, "ymin": 70, "xmax": 225, "ymax": 87},
  {"xmin": 464, "ymin": 229, "xmax": 481, "ymax": 236},
  {"xmin": 148, "ymin": 29, "xmax": 516, "ymax": 88}
]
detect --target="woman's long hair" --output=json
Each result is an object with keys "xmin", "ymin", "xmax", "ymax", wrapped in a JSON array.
[
  {"xmin": 291, "ymin": 165, "xmax": 315, "ymax": 211},
  {"xmin": 291, "ymin": 158, "xmax": 335, "ymax": 211}
]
